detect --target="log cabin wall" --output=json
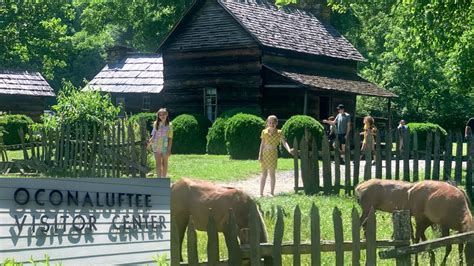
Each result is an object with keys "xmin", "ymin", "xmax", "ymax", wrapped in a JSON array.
[
  {"xmin": 0, "ymin": 95, "xmax": 47, "ymax": 122},
  {"xmin": 161, "ymin": 0, "xmax": 262, "ymax": 117},
  {"xmin": 110, "ymin": 94, "xmax": 164, "ymax": 115}
]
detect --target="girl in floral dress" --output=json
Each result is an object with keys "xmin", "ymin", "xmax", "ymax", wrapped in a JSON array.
[
  {"xmin": 258, "ymin": 115, "xmax": 293, "ymax": 197},
  {"xmin": 147, "ymin": 108, "xmax": 173, "ymax": 178}
]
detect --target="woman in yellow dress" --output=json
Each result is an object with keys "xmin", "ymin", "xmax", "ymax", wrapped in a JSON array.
[{"xmin": 258, "ymin": 115, "xmax": 293, "ymax": 197}]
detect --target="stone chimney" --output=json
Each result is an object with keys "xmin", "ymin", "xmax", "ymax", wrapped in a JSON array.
[
  {"xmin": 295, "ymin": 0, "xmax": 331, "ymax": 24},
  {"xmin": 105, "ymin": 45, "xmax": 136, "ymax": 64}
]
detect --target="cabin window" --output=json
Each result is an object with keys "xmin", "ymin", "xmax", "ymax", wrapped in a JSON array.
[
  {"xmin": 203, "ymin": 87, "xmax": 217, "ymax": 121},
  {"xmin": 142, "ymin": 95, "xmax": 150, "ymax": 111}
]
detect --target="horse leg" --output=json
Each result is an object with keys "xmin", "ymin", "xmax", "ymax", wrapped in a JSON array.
[
  {"xmin": 414, "ymin": 217, "xmax": 431, "ymax": 266},
  {"xmin": 440, "ymin": 226, "xmax": 450, "ymax": 266},
  {"xmin": 175, "ymin": 216, "xmax": 189, "ymax": 262}
]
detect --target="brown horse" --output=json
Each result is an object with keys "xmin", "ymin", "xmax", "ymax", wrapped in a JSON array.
[
  {"xmin": 171, "ymin": 178, "xmax": 268, "ymax": 259},
  {"xmin": 355, "ymin": 179, "xmax": 414, "ymax": 228},
  {"xmin": 408, "ymin": 180, "xmax": 474, "ymax": 265}
]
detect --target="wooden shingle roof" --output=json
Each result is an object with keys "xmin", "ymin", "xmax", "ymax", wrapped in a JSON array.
[
  {"xmin": 219, "ymin": 0, "xmax": 365, "ymax": 61},
  {"xmin": 86, "ymin": 54, "xmax": 163, "ymax": 94},
  {"xmin": 0, "ymin": 70, "xmax": 55, "ymax": 97},
  {"xmin": 265, "ymin": 65, "xmax": 397, "ymax": 98}
]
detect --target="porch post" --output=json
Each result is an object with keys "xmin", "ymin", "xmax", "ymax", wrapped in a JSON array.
[
  {"xmin": 303, "ymin": 90, "xmax": 308, "ymax": 115},
  {"xmin": 387, "ymin": 98, "xmax": 392, "ymax": 130}
]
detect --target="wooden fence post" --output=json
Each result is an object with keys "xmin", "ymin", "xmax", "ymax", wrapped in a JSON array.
[
  {"xmin": 392, "ymin": 210, "xmax": 411, "ymax": 266},
  {"xmin": 333, "ymin": 207, "xmax": 344, "ymax": 266},
  {"xmin": 293, "ymin": 138, "xmax": 299, "ymax": 193},
  {"xmin": 351, "ymin": 207, "xmax": 361, "ymax": 266},
  {"xmin": 425, "ymin": 132, "xmax": 432, "ymax": 180},
  {"xmin": 207, "ymin": 209, "xmax": 219, "ymax": 265},
  {"xmin": 403, "ymin": 128, "xmax": 410, "ymax": 182},
  {"xmin": 413, "ymin": 131, "xmax": 419, "ymax": 182},
  {"xmin": 187, "ymin": 216, "xmax": 199, "ymax": 266},
  {"xmin": 366, "ymin": 208, "xmax": 376, "ymax": 266},
  {"xmin": 353, "ymin": 132, "xmax": 361, "ymax": 188},
  {"xmin": 344, "ymin": 134, "xmax": 351, "ymax": 194},
  {"xmin": 322, "ymin": 135, "xmax": 331, "ymax": 194},
  {"xmin": 432, "ymin": 131, "xmax": 440, "ymax": 180},
  {"xmin": 249, "ymin": 203, "xmax": 262, "ymax": 266},
  {"xmin": 225, "ymin": 209, "xmax": 242, "ymax": 265},
  {"xmin": 170, "ymin": 215, "xmax": 181, "ymax": 266},
  {"xmin": 385, "ymin": 129, "xmax": 392, "ymax": 180},
  {"xmin": 455, "ymin": 133, "xmax": 463, "ymax": 184},
  {"xmin": 273, "ymin": 206, "xmax": 284, "ymax": 266},
  {"xmin": 310, "ymin": 203, "xmax": 321, "ymax": 266},
  {"xmin": 443, "ymin": 132, "xmax": 453, "ymax": 181},
  {"xmin": 293, "ymin": 205, "xmax": 301, "ymax": 266}
]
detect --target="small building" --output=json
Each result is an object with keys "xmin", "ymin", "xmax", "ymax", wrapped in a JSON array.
[
  {"xmin": 0, "ymin": 70, "xmax": 56, "ymax": 121},
  {"xmin": 86, "ymin": 47, "xmax": 164, "ymax": 115},
  {"xmin": 158, "ymin": 0, "xmax": 395, "ymax": 121}
]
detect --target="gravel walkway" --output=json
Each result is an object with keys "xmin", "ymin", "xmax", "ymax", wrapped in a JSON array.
[{"xmin": 217, "ymin": 159, "xmax": 468, "ymax": 198}]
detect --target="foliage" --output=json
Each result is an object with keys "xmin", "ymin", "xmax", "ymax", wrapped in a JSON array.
[
  {"xmin": 0, "ymin": 114, "xmax": 34, "ymax": 145},
  {"xmin": 129, "ymin": 112, "xmax": 156, "ymax": 132},
  {"xmin": 42, "ymin": 82, "xmax": 120, "ymax": 133},
  {"xmin": 281, "ymin": 115, "xmax": 324, "ymax": 147},
  {"xmin": 225, "ymin": 114, "xmax": 265, "ymax": 159},
  {"xmin": 206, "ymin": 117, "xmax": 228, "ymax": 155},
  {"xmin": 171, "ymin": 114, "xmax": 211, "ymax": 154},
  {"xmin": 406, "ymin": 122, "xmax": 447, "ymax": 150},
  {"xmin": 219, "ymin": 107, "xmax": 262, "ymax": 119}
]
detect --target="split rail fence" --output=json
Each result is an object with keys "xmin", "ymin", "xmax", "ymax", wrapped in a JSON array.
[
  {"xmin": 1, "ymin": 119, "xmax": 149, "ymax": 177},
  {"xmin": 294, "ymin": 129, "xmax": 474, "ymax": 199}
]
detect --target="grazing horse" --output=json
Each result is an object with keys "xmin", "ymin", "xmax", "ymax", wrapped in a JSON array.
[
  {"xmin": 355, "ymin": 179, "xmax": 414, "ymax": 228},
  {"xmin": 408, "ymin": 180, "xmax": 474, "ymax": 265},
  {"xmin": 171, "ymin": 178, "xmax": 268, "ymax": 260}
]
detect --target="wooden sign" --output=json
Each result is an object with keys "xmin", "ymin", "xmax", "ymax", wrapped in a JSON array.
[{"xmin": 0, "ymin": 178, "xmax": 170, "ymax": 264}]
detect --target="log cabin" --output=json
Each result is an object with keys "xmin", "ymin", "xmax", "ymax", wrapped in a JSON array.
[{"xmin": 0, "ymin": 70, "xmax": 55, "ymax": 121}]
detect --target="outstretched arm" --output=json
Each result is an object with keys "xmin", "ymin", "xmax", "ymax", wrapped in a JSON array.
[{"xmin": 281, "ymin": 138, "xmax": 294, "ymax": 155}]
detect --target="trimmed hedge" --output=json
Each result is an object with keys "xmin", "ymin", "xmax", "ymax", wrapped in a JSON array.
[
  {"xmin": 406, "ymin": 122, "xmax": 447, "ymax": 149},
  {"xmin": 0, "ymin": 114, "xmax": 34, "ymax": 145},
  {"xmin": 129, "ymin": 112, "xmax": 156, "ymax": 132},
  {"xmin": 281, "ymin": 115, "xmax": 324, "ymax": 146},
  {"xmin": 219, "ymin": 107, "xmax": 262, "ymax": 119},
  {"xmin": 206, "ymin": 117, "xmax": 228, "ymax": 155},
  {"xmin": 171, "ymin": 114, "xmax": 211, "ymax": 154},
  {"xmin": 225, "ymin": 113, "xmax": 265, "ymax": 159}
]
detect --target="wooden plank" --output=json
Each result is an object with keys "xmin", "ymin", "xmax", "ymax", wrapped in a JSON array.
[
  {"xmin": 344, "ymin": 135, "xmax": 351, "ymax": 194},
  {"xmin": 363, "ymin": 130, "xmax": 372, "ymax": 181},
  {"xmin": 273, "ymin": 207, "xmax": 284, "ymax": 266},
  {"xmin": 300, "ymin": 136, "xmax": 309, "ymax": 194},
  {"xmin": 225, "ymin": 209, "xmax": 241, "ymax": 265},
  {"xmin": 207, "ymin": 209, "xmax": 219, "ymax": 265},
  {"xmin": 84, "ymin": 124, "xmax": 89, "ymax": 175},
  {"xmin": 64, "ymin": 126, "xmax": 71, "ymax": 169},
  {"xmin": 424, "ymin": 132, "xmax": 432, "ymax": 180},
  {"xmin": 28, "ymin": 128, "xmax": 36, "ymax": 160},
  {"xmin": 454, "ymin": 133, "xmax": 463, "ymax": 184},
  {"xmin": 314, "ymin": 139, "xmax": 320, "ymax": 194},
  {"xmin": 366, "ymin": 208, "xmax": 376, "ymax": 266},
  {"xmin": 395, "ymin": 129, "xmax": 400, "ymax": 180},
  {"xmin": 402, "ymin": 129, "xmax": 410, "ymax": 182},
  {"xmin": 385, "ymin": 130, "xmax": 392, "ymax": 180},
  {"xmin": 98, "ymin": 125, "xmax": 104, "ymax": 177},
  {"xmin": 41, "ymin": 128, "xmax": 47, "ymax": 162},
  {"xmin": 112, "ymin": 124, "xmax": 117, "ymax": 178},
  {"xmin": 333, "ymin": 207, "xmax": 344, "ymax": 266},
  {"xmin": 293, "ymin": 205, "xmax": 301, "ymax": 266},
  {"xmin": 18, "ymin": 128, "xmax": 28, "ymax": 160},
  {"xmin": 310, "ymin": 204, "xmax": 320, "ymax": 266},
  {"xmin": 293, "ymin": 138, "xmax": 299, "ymax": 193},
  {"xmin": 351, "ymin": 207, "xmax": 360, "ymax": 266},
  {"xmin": 310, "ymin": 138, "xmax": 318, "ymax": 194},
  {"xmin": 72, "ymin": 126, "xmax": 78, "ymax": 176},
  {"xmin": 375, "ymin": 132, "xmax": 382, "ymax": 179},
  {"xmin": 466, "ymin": 135, "xmax": 474, "ymax": 200},
  {"xmin": 353, "ymin": 133, "xmax": 361, "ymax": 187},
  {"xmin": 121, "ymin": 119, "xmax": 126, "ymax": 175},
  {"xmin": 432, "ymin": 131, "xmax": 440, "ymax": 180},
  {"xmin": 129, "ymin": 122, "xmax": 137, "ymax": 178},
  {"xmin": 187, "ymin": 216, "xmax": 199, "ymax": 266},
  {"xmin": 89, "ymin": 125, "xmax": 97, "ymax": 177},
  {"xmin": 443, "ymin": 132, "xmax": 453, "ymax": 181},
  {"xmin": 78, "ymin": 124, "xmax": 84, "ymax": 174},
  {"xmin": 412, "ymin": 132, "xmax": 419, "ymax": 182},
  {"xmin": 379, "ymin": 231, "xmax": 474, "ymax": 259},
  {"xmin": 249, "ymin": 203, "xmax": 261, "ymax": 266},
  {"xmin": 321, "ymin": 135, "xmax": 331, "ymax": 194},
  {"xmin": 334, "ymin": 137, "xmax": 341, "ymax": 192},
  {"xmin": 140, "ymin": 120, "xmax": 147, "ymax": 178}
]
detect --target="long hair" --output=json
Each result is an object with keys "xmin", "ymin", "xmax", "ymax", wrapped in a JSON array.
[
  {"xmin": 154, "ymin": 108, "xmax": 170, "ymax": 129},
  {"xmin": 266, "ymin": 115, "xmax": 278, "ymax": 128}
]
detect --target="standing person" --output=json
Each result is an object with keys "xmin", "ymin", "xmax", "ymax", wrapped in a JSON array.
[
  {"xmin": 465, "ymin": 117, "xmax": 474, "ymax": 140},
  {"xmin": 323, "ymin": 104, "xmax": 352, "ymax": 163},
  {"xmin": 397, "ymin": 119, "xmax": 408, "ymax": 153},
  {"xmin": 324, "ymin": 116, "xmax": 336, "ymax": 147},
  {"xmin": 258, "ymin": 115, "xmax": 293, "ymax": 197},
  {"xmin": 360, "ymin": 116, "xmax": 377, "ymax": 164},
  {"xmin": 147, "ymin": 108, "xmax": 173, "ymax": 178}
]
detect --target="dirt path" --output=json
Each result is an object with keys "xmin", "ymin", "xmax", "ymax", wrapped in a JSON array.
[{"xmin": 217, "ymin": 160, "xmax": 467, "ymax": 198}]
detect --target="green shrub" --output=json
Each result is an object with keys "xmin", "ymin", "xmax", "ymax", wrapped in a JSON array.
[
  {"xmin": 225, "ymin": 113, "xmax": 265, "ymax": 159},
  {"xmin": 129, "ymin": 112, "xmax": 156, "ymax": 132},
  {"xmin": 171, "ymin": 114, "xmax": 211, "ymax": 154},
  {"xmin": 406, "ymin": 122, "xmax": 448, "ymax": 149},
  {"xmin": 281, "ymin": 115, "xmax": 324, "ymax": 147},
  {"xmin": 0, "ymin": 114, "xmax": 34, "ymax": 145},
  {"xmin": 219, "ymin": 107, "xmax": 262, "ymax": 119},
  {"xmin": 206, "ymin": 117, "xmax": 228, "ymax": 155},
  {"xmin": 42, "ymin": 82, "xmax": 120, "ymax": 134}
]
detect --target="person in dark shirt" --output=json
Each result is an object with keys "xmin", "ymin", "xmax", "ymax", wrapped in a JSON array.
[{"xmin": 466, "ymin": 117, "xmax": 474, "ymax": 140}]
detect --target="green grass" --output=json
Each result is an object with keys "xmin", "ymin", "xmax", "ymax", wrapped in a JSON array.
[
  {"xmin": 181, "ymin": 194, "xmax": 466, "ymax": 265},
  {"xmin": 164, "ymin": 154, "xmax": 294, "ymax": 182}
]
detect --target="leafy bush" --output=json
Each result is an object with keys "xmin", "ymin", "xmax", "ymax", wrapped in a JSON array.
[
  {"xmin": 0, "ymin": 114, "xmax": 34, "ymax": 145},
  {"xmin": 206, "ymin": 117, "xmax": 228, "ymax": 155},
  {"xmin": 129, "ymin": 112, "xmax": 156, "ymax": 132},
  {"xmin": 219, "ymin": 107, "xmax": 262, "ymax": 119},
  {"xmin": 171, "ymin": 114, "xmax": 211, "ymax": 154},
  {"xmin": 406, "ymin": 122, "xmax": 448, "ymax": 149},
  {"xmin": 225, "ymin": 114, "xmax": 265, "ymax": 159},
  {"xmin": 281, "ymin": 115, "xmax": 324, "ymax": 146},
  {"xmin": 42, "ymin": 82, "xmax": 120, "ymax": 134}
]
